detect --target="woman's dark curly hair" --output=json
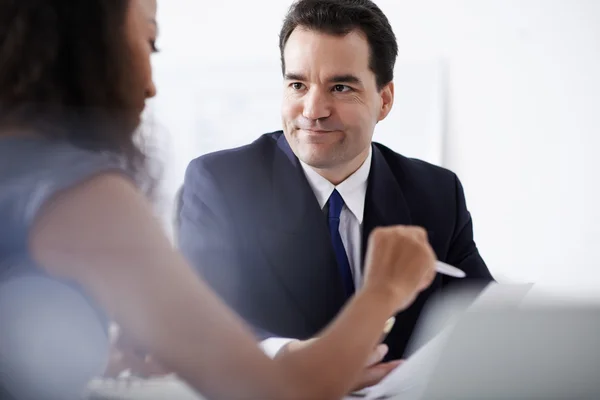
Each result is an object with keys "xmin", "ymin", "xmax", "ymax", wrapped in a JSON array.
[{"xmin": 0, "ymin": 0, "xmax": 149, "ymax": 182}]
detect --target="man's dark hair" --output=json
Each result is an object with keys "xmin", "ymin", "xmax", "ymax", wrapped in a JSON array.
[{"xmin": 279, "ymin": 0, "xmax": 398, "ymax": 90}]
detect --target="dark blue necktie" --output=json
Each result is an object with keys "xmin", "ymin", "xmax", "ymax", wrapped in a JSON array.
[{"xmin": 328, "ymin": 189, "xmax": 355, "ymax": 298}]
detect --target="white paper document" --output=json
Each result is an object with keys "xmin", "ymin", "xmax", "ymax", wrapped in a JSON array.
[{"xmin": 344, "ymin": 330, "xmax": 451, "ymax": 400}]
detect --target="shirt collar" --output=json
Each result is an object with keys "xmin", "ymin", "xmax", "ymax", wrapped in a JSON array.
[{"xmin": 300, "ymin": 147, "xmax": 372, "ymax": 224}]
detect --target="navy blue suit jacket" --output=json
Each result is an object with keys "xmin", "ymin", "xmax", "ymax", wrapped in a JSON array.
[{"xmin": 178, "ymin": 131, "xmax": 494, "ymax": 360}]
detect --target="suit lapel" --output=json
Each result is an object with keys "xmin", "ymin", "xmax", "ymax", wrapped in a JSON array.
[
  {"xmin": 362, "ymin": 146, "xmax": 439, "ymax": 352},
  {"xmin": 258, "ymin": 135, "xmax": 346, "ymax": 334},
  {"xmin": 361, "ymin": 144, "xmax": 413, "ymax": 264}
]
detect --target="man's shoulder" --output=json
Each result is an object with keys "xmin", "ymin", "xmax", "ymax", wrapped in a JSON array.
[
  {"xmin": 373, "ymin": 142, "xmax": 457, "ymax": 186},
  {"xmin": 372, "ymin": 144, "xmax": 465, "ymax": 232},
  {"xmin": 186, "ymin": 131, "xmax": 283, "ymax": 179}
]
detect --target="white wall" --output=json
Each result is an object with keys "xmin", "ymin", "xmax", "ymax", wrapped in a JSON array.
[
  {"xmin": 386, "ymin": 0, "xmax": 600, "ymax": 290},
  {"xmin": 149, "ymin": 0, "xmax": 600, "ymax": 292}
]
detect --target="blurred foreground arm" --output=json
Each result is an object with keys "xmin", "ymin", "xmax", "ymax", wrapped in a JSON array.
[{"xmin": 30, "ymin": 174, "xmax": 435, "ymax": 400}]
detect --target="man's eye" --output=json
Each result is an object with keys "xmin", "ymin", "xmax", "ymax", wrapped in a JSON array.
[
  {"xmin": 291, "ymin": 82, "xmax": 305, "ymax": 90},
  {"xmin": 333, "ymin": 84, "xmax": 351, "ymax": 93}
]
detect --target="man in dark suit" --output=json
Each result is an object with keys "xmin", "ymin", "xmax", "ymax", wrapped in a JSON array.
[{"xmin": 179, "ymin": 0, "xmax": 494, "ymax": 388}]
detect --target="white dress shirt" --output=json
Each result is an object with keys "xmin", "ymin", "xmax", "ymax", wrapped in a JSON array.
[{"xmin": 260, "ymin": 148, "xmax": 373, "ymax": 357}]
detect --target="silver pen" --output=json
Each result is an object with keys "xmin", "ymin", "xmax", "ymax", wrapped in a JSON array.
[{"xmin": 435, "ymin": 261, "xmax": 466, "ymax": 278}]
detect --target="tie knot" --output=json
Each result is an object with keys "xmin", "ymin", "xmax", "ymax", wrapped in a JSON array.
[{"xmin": 328, "ymin": 189, "xmax": 345, "ymax": 220}]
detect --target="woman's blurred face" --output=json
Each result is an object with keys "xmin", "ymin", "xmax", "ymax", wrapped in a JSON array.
[{"xmin": 125, "ymin": 0, "xmax": 158, "ymax": 124}]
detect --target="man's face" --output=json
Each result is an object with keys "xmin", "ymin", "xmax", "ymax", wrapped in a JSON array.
[{"xmin": 281, "ymin": 27, "xmax": 394, "ymax": 180}]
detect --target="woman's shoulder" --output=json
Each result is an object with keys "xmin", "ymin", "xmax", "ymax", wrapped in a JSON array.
[
  {"xmin": 1, "ymin": 136, "xmax": 128, "ymax": 177},
  {"xmin": 0, "ymin": 136, "xmax": 133, "ymax": 254}
]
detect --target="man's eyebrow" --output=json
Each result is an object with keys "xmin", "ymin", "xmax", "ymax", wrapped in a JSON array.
[
  {"xmin": 284, "ymin": 73, "xmax": 363, "ymax": 85},
  {"xmin": 284, "ymin": 73, "xmax": 306, "ymax": 81},
  {"xmin": 327, "ymin": 74, "xmax": 362, "ymax": 85}
]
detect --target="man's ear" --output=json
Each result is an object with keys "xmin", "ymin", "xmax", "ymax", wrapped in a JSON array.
[{"xmin": 377, "ymin": 81, "xmax": 394, "ymax": 122}]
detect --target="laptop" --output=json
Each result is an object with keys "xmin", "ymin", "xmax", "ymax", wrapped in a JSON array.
[
  {"xmin": 367, "ymin": 283, "xmax": 600, "ymax": 399},
  {"xmin": 421, "ymin": 302, "xmax": 600, "ymax": 399}
]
